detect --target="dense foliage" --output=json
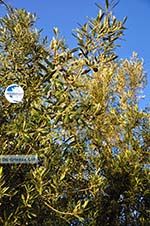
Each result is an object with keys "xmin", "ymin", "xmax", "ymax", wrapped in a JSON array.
[{"xmin": 0, "ymin": 1, "xmax": 149, "ymax": 225}]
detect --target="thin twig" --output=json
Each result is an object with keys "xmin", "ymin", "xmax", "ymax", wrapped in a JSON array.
[
  {"xmin": 0, "ymin": 0, "xmax": 12, "ymax": 12},
  {"xmin": 44, "ymin": 200, "xmax": 76, "ymax": 216}
]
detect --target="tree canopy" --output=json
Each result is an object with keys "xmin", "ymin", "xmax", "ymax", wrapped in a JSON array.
[{"xmin": 0, "ymin": 1, "xmax": 149, "ymax": 225}]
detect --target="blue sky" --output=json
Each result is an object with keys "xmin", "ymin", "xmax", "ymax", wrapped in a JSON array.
[{"xmin": 0, "ymin": 0, "xmax": 149, "ymax": 109}]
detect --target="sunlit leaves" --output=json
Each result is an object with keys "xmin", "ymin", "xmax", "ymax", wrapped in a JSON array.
[
  {"xmin": 0, "ymin": 167, "xmax": 9, "ymax": 199},
  {"xmin": 0, "ymin": 1, "xmax": 149, "ymax": 225}
]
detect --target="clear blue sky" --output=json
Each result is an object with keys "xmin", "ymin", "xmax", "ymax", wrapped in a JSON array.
[{"xmin": 0, "ymin": 0, "xmax": 149, "ymax": 109}]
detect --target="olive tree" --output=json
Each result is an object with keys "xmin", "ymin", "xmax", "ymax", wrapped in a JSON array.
[{"xmin": 0, "ymin": 1, "xmax": 149, "ymax": 225}]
